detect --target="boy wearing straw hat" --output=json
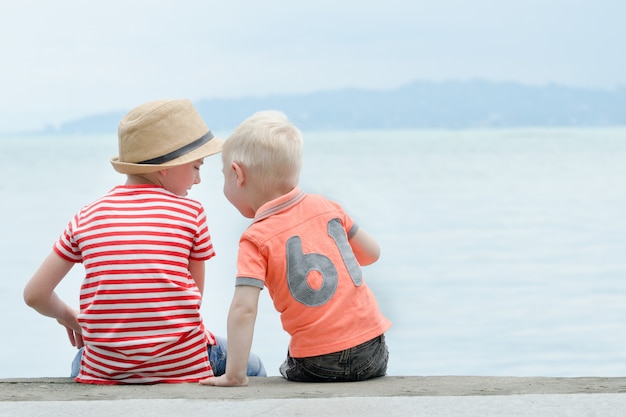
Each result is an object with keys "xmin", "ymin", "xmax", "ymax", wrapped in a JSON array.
[
  {"xmin": 24, "ymin": 99, "xmax": 265, "ymax": 384},
  {"xmin": 200, "ymin": 110, "xmax": 391, "ymax": 387}
]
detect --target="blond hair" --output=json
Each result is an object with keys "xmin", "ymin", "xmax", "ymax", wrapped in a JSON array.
[{"xmin": 223, "ymin": 110, "xmax": 302, "ymax": 191}]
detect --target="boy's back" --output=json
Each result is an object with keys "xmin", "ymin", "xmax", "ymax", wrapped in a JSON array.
[
  {"xmin": 56, "ymin": 185, "xmax": 215, "ymax": 383},
  {"xmin": 237, "ymin": 187, "xmax": 391, "ymax": 358}
]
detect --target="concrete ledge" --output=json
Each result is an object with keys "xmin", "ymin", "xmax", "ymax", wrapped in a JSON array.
[{"xmin": 2, "ymin": 376, "xmax": 626, "ymax": 402}]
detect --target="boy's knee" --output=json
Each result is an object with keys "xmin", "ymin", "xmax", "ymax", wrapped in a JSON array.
[{"xmin": 249, "ymin": 354, "xmax": 267, "ymax": 377}]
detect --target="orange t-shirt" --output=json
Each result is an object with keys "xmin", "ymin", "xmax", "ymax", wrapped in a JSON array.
[{"xmin": 235, "ymin": 187, "xmax": 391, "ymax": 358}]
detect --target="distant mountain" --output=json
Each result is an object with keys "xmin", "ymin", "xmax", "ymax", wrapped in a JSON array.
[{"xmin": 35, "ymin": 79, "xmax": 626, "ymax": 135}]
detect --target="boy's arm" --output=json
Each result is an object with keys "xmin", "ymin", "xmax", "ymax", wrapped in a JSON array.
[
  {"xmin": 349, "ymin": 227, "xmax": 381, "ymax": 266},
  {"xmin": 200, "ymin": 284, "xmax": 261, "ymax": 387},
  {"xmin": 188, "ymin": 259, "xmax": 205, "ymax": 295},
  {"xmin": 23, "ymin": 251, "xmax": 83, "ymax": 347}
]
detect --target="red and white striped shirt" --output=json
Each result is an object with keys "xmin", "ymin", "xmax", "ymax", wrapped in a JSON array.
[{"xmin": 54, "ymin": 185, "xmax": 216, "ymax": 384}]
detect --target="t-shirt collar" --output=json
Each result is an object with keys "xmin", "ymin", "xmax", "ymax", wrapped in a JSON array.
[{"xmin": 253, "ymin": 187, "xmax": 306, "ymax": 223}]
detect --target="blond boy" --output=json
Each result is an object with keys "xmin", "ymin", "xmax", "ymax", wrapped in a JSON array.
[{"xmin": 201, "ymin": 110, "xmax": 390, "ymax": 386}]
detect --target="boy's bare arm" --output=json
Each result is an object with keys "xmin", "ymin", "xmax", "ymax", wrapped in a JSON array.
[
  {"xmin": 200, "ymin": 285, "xmax": 261, "ymax": 387},
  {"xmin": 349, "ymin": 228, "xmax": 381, "ymax": 266},
  {"xmin": 23, "ymin": 251, "xmax": 83, "ymax": 347}
]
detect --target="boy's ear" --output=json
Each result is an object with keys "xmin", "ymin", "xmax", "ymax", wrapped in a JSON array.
[{"xmin": 231, "ymin": 162, "xmax": 245, "ymax": 186}]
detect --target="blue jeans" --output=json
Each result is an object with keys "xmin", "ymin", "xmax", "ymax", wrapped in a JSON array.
[
  {"xmin": 70, "ymin": 335, "xmax": 266, "ymax": 378},
  {"xmin": 208, "ymin": 336, "xmax": 266, "ymax": 377},
  {"xmin": 279, "ymin": 334, "xmax": 389, "ymax": 382}
]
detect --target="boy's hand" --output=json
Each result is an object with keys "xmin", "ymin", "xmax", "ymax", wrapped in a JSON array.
[
  {"xmin": 56, "ymin": 307, "xmax": 83, "ymax": 348},
  {"xmin": 63, "ymin": 325, "xmax": 84, "ymax": 349},
  {"xmin": 199, "ymin": 374, "xmax": 249, "ymax": 387}
]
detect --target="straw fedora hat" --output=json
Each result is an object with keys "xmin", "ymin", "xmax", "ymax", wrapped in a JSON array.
[{"xmin": 111, "ymin": 98, "xmax": 223, "ymax": 174}]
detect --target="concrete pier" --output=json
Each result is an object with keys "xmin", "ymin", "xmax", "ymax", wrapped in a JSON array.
[{"xmin": 2, "ymin": 376, "xmax": 626, "ymax": 416}]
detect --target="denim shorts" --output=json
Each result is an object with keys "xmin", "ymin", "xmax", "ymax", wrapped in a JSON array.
[
  {"xmin": 279, "ymin": 334, "xmax": 389, "ymax": 382},
  {"xmin": 208, "ymin": 335, "xmax": 266, "ymax": 377}
]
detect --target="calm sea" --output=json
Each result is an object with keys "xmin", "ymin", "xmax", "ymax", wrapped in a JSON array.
[{"xmin": 1, "ymin": 127, "xmax": 625, "ymax": 378}]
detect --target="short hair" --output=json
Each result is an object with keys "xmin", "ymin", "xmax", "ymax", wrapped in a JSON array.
[{"xmin": 223, "ymin": 110, "xmax": 303, "ymax": 190}]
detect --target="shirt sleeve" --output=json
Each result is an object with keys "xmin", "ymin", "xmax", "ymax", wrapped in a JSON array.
[
  {"xmin": 235, "ymin": 235, "xmax": 268, "ymax": 284},
  {"xmin": 190, "ymin": 205, "xmax": 216, "ymax": 261},
  {"xmin": 53, "ymin": 215, "xmax": 83, "ymax": 263}
]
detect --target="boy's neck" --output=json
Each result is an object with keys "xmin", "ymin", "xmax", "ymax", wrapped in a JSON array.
[
  {"xmin": 125, "ymin": 173, "xmax": 162, "ymax": 187},
  {"xmin": 251, "ymin": 185, "xmax": 297, "ymax": 215}
]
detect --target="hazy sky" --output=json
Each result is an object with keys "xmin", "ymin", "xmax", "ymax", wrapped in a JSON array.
[{"xmin": 1, "ymin": 0, "xmax": 624, "ymax": 132}]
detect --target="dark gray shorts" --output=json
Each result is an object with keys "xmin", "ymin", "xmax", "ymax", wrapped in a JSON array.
[{"xmin": 279, "ymin": 334, "xmax": 389, "ymax": 382}]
